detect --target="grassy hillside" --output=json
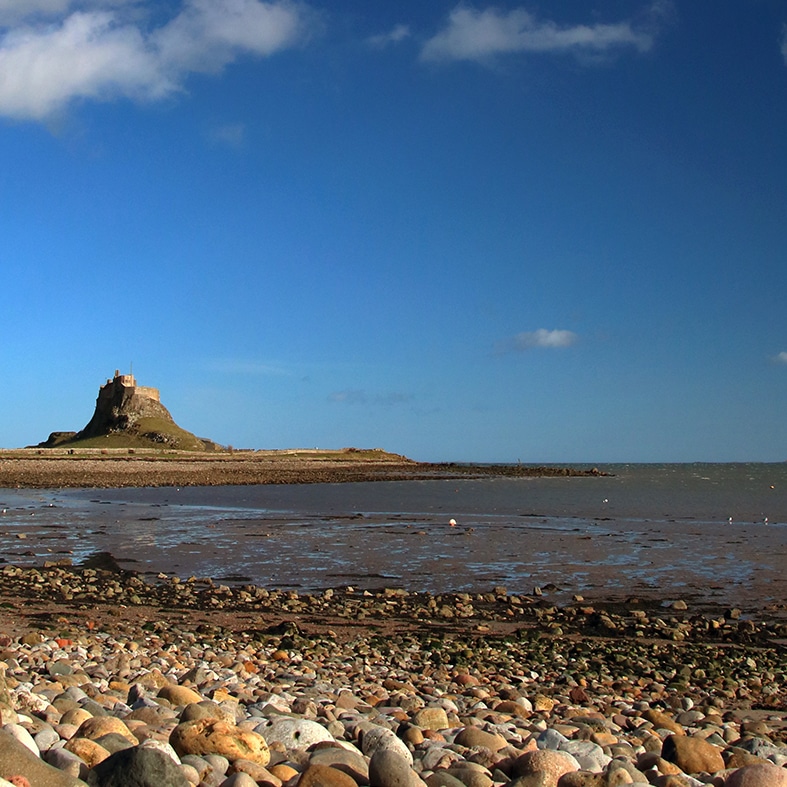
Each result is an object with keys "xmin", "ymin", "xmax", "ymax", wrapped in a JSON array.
[{"xmin": 50, "ymin": 417, "xmax": 210, "ymax": 451}]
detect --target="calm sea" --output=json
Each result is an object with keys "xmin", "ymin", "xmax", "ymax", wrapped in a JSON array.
[{"xmin": 1, "ymin": 463, "xmax": 785, "ymax": 605}]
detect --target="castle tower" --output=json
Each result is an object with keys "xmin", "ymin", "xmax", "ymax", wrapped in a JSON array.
[{"xmin": 77, "ymin": 369, "xmax": 167, "ymax": 438}]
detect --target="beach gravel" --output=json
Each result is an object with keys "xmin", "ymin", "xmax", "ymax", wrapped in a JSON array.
[{"xmin": 0, "ymin": 568, "xmax": 785, "ymax": 787}]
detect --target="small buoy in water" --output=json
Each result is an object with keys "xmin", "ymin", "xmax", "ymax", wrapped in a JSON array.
[
  {"xmin": 449, "ymin": 518, "xmax": 457, "ymax": 527},
  {"xmin": 602, "ymin": 499, "xmax": 609, "ymax": 504}
]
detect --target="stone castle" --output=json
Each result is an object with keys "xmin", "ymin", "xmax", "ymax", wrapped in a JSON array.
[
  {"xmin": 101, "ymin": 369, "xmax": 161, "ymax": 404},
  {"xmin": 77, "ymin": 369, "xmax": 175, "ymax": 438}
]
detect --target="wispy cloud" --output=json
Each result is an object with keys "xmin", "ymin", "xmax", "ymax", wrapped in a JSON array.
[
  {"xmin": 421, "ymin": 4, "xmax": 658, "ymax": 63},
  {"xmin": 207, "ymin": 121, "xmax": 247, "ymax": 148},
  {"xmin": 329, "ymin": 389, "xmax": 412, "ymax": 406},
  {"xmin": 366, "ymin": 23, "xmax": 410, "ymax": 49},
  {"xmin": 497, "ymin": 328, "xmax": 578, "ymax": 354},
  {"xmin": 771, "ymin": 351, "xmax": 787, "ymax": 365},
  {"xmin": 0, "ymin": 0, "xmax": 136, "ymax": 25},
  {"xmin": 0, "ymin": 0, "xmax": 313, "ymax": 121}
]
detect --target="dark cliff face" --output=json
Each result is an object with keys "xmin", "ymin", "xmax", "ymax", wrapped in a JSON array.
[{"xmin": 78, "ymin": 380, "xmax": 175, "ymax": 439}]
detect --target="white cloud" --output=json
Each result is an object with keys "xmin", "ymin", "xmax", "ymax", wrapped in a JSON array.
[
  {"xmin": 0, "ymin": 0, "xmax": 311, "ymax": 121},
  {"xmin": 421, "ymin": 4, "xmax": 655, "ymax": 63},
  {"xmin": 772, "ymin": 351, "xmax": 787, "ymax": 365},
  {"xmin": 153, "ymin": 0, "xmax": 305, "ymax": 73},
  {"xmin": 0, "ymin": 12, "xmax": 169, "ymax": 119},
  {"xmin": 366, "ymin": 23, "xmax": 410, "ymax": 49},
  {"xmin": 499, "ymin": 328, "xmax": 578, "ymax": 353}
]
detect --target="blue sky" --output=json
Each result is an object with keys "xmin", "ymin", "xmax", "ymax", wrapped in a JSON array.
[{"xmin": 2, "ymin": 0, "xmax": 786, "ymax": 462}]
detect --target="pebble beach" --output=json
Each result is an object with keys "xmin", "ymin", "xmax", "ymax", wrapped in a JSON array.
[{"xmin": 0, "ymin": 564, "xmax": 785, "ymax": 787}]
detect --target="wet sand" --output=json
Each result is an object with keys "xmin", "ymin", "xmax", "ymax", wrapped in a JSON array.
[
  {"xmin": 0, "ymin": 491, "xmax": 785, "ymax": 619},
  {"xmin": 0, "ymin": 454, "xmax": 785, "ymax": 615}
]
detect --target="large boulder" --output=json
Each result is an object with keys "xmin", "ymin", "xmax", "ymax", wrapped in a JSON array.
[
  {"xmin": 661, "ymin": 734, "xmax": 724, "ymax": 775},
  {"xmin": 169, "ymin": 719, "xmax": 270, "ymax": 766},
  {"xmin": 0, "ymin": 729, "xmax": 88, "ymax": 787},
  {"xmin": 86, "ymin": 746, "xmax": 189, "ymax": 787},
  {"xmin": 724, "ymin": 763, "xmax": 787, "ymax": 787}
]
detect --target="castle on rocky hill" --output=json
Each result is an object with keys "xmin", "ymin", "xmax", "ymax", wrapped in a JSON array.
[
  {"xmin": 36, "ymin": 368, "xmax": 213, "ymax": 450},
  {"xmin": 79, "ymin": 369, "xmax": 175, "ymax": 438}
]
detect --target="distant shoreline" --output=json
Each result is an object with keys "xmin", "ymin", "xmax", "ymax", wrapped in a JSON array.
[{"xmin": 0, "ymin": 447, "xmax": 604, "ymax": 488}]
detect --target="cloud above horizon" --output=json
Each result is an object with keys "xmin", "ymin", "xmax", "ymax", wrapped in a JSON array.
[
  {"xmin": 0, "ymin": 0, "xmax": 311, "ymax": 121},
  {"xmin": 772, "ymin": 351, "xmax": 787, "ymax": 365},
  {"xmin": 366, "ymin": 23, "xmax": 410, "ymax": 49},
  {"xmin": 421, "ymin": 3, "xmax": 659, "ymax": 63},
  {"xmin": 498, "ymin": 328, "xmax": 579, "ymax": 354}
]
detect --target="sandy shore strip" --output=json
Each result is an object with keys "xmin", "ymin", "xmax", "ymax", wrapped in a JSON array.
[{"xmin": 0, "ymin": 449, "xmax": 602, "ymax": 489}]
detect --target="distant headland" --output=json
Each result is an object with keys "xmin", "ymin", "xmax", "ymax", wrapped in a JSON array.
[{"xmin": 0, "ymin": 369, "xmax": 606, "ymax": 487}]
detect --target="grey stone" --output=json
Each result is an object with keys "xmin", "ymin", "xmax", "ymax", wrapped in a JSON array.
[
  {"xmin": 559, "ymin": 741, "xmax": 609, "ymax": 772},
  {"xmin": 442, "ymin": 768, "xmax": 493, "ymax": 787},
  {"xmin": 219, "ymin": 774, "xmax": 259, "ymax": 787},
  {"xmin": 361, "ymin": 726, "xmax": 414, "ymax": 766},
  {"xmin": 35, "ymin": 726, "xmax": 62, "ymax": 752},
  {"xmin": 537, "ymin": 729, "xmax": 569, "ymax": 751},
  {"xmin": 425, "ymin": 773, "xmax": 467, "ymax": 787},
  {"xmin": 309, "ymin": 745, "xmax": 370, "ymax": 784},
  {"xmin": 738, "ymin": 738, "xmax": 780, "ymax": 758},
  {"xmin": 86, "ymin": 745, "xmax": 190, "ymax": 786},
  {"xmin": 94, "ymin": 733, "xmax": 137, "ymax": 755},
  {"xmin": 203, "ymin": 753, "xmax": 230, "ymax": 778},
  {"xmin": 44, "ymin": 747, "xmax": 89, "ymax": 780},
  {"xmin": 369, "ymin": 749, "xmax": 418, "ymax": 787},
  {"xmin": 139, "ymin": 738, "xmax": 182, "ymax": 765}
]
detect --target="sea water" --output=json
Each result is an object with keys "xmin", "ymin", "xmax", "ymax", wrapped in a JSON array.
[{"xmin": 0, "ymin": 463, "xmax": 785, "ymax": 605}]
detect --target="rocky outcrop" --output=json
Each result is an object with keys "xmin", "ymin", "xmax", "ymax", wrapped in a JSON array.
[
  {"xmin": 38, "ymin": 431, "xmax": 78, "ymax": 447},
  {"xmin": 76, "ymin": 371, "xmax": 170, "ymax": 438},
  {"xmin": 38, "ymin": 370, "xmax": 212, "ymax": 451}
]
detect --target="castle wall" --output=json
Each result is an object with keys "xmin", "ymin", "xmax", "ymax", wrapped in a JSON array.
[
  {"xmin": 101, "ymin": 373, "xmax": 160, "ymax": 403},
  {"xmin": 134, "ymin": 385, "xmax": 160, "ymax": 402}
]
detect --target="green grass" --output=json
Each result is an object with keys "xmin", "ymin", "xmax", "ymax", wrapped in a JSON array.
[{"xmin": 55, "ymin": 417, "xmax": 209, "ymax": 452}]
